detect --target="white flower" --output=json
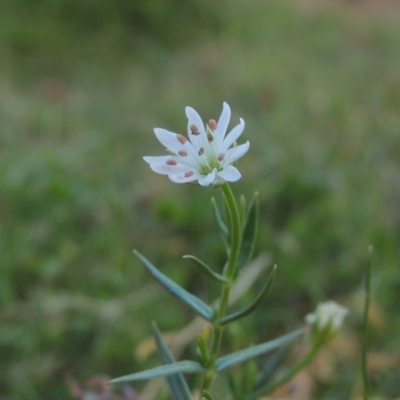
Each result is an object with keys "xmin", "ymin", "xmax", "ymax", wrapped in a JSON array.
[
  {"xmin": 143, "ymin": 102, "xmax": 249, "ymax": 187},
  {"xmin": 306, "ymin": 301, "xmax": 348, "ymax": 344}
]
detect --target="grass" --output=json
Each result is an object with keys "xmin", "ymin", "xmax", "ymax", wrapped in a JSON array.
[{"xmin": 1, "ymin": 0, "xmax": 400, "ymax": 398}]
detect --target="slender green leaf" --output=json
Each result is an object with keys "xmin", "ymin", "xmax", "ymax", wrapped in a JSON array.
[
  {"xmin": 211, "ymin": 197, "xmax": 229, "ymax": 241},
  {"xmin": 222, "ymin": 192, "xmax": 232, "ymax": 236},
  {"xmin": 153, "ymin": 323, "xmax": 192, "ymax": 400},
  {"xmin": 252, "ymin": 346, "xmax": 291, "ymax": 392},
  {"xmin": 225, "ymin": 369, "xmax": 240, "ymax": 398},
  {"xmin": 238, "ymin": 192, "xmax": 259, "ymax": 270},
  {"xmin": 215, "ymin": 329, "xmax": 303, "ymax": 372},
  {"xmin": 240, "ymin": 359, "xmax": 258, "ymax": 394},
  {"xmin": 183, "ymin": 255, "xmax": 229, "ymax": 284},
  {"xmin": 219, "ymin": 265, "xmax": 277, "ymax": 325},
  {"xmin": 134, "ymin": 250, "xmax": 215, "ymax": 321},
  {"xmin": 110, "ymin": 361, "xmax": 205, "ymax": 384},
  {"xmin": 196, "ymin": 334, "xmax": 210, "ymax": 366},
  {"xmin": 201, "ymin": 390, "xmax": 218, "ymax": 400},
  {"xmin": 247, "ymin": 346, "xmax": 320, "ymax": 399},
  {"xmin": 239, "ymin": 195, "xmax": 246, "ymax": 227}
]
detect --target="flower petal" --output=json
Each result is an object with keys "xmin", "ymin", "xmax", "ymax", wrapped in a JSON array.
[
  {"xmin": 222, "ymin": 118, "xmax": 245, "ymax": 152},
  {"xmin": 217, "ymin": 165, "xmax": 241, "ymax": 182},
  {"xmin": 224, "ymin": 141, "xmax": 250, "ymax": 165},
  {"xmin": 154, "ymin": 128, "xmax": 183, "ymax": 152},
  {"xmin": 143, "ymin": 156, "xmax": 172, "ymax": 165},
  {"xmin": 185, "ymin": 106, "xmax": 206, "ymax": 137},
  {"xmin": 215, "ymin": 102, "xmax": 231, "ymax": 146},
  {"xmin": 150, "ymin": 163, "xmax": 191, "ymax": 175},
  {"xmin": 169, "ymin": 170, "xmax": 200, "ymax": 184},
  {"xmin": 198, "ymin": 169, "xmax": 217, "ymax": 187}
]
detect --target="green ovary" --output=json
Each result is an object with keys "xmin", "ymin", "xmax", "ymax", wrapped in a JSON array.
[{"xmin": 200, "ymin": 157, "xmax": 222, "ymax": 175}]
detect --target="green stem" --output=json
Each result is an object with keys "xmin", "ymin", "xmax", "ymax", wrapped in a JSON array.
[
  {"xmin": 200, "ymin": 183, "xmax": 242, "ymax": 395},
  {"xmin": 248, "ymin": 345, "xmax": 320, "ymax": 400},
  {"xmin": 221, "ymin": 183, "xmax": 242, "ymax": 280},
  {"xmin": 210, "ymin": 285, "xmax": 230, "ymax": 354},
  {"xmin": 362, "ymin": 246, "xmax": 373, "ymax": 400}
]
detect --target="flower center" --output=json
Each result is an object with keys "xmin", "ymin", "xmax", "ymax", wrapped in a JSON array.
[{"xmin": 198, "ymin": 155, "xmax": 223, "ymax": 175}]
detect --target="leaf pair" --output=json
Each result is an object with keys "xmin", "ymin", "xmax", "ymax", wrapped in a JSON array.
[
  {"xmin": 134, "ymin": 250, "xmax": 215, "ymax": 321},
  {"xmin": 219, "ymin": 264, "xmax": 276, "ymax": 325},
  {"xmin": 135, "ymin": 248, "xmax": 274, "ymax": 326},
  {"xmin": 110, "ymin": 329, "xmax": 303, "ymax": 385},
  {"xmin": 110, "ymin": 323, "xmax": 197, "ymax": 400},
  {"xmin": 183, "ymin": 255, "xmax": 229, "ymax": 284}
]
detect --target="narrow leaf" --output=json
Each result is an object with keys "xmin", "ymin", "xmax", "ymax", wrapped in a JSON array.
[
  {"xmin": 153, "ymin": 323, "xmax": 192, "ymax": 400},
  {"xmin": 240, "ymin": 359, "xmax": 258, "ymax": 394},
  {"xmin": 215, "ymin": 329, "xmax": 303, "ymax": 372},
  {"xmin": 183, "ymin": 255, "xmax": 230, "ymax": 284},
  {"xmin": 252, "ymin": 346, "xmax": 291, "ymax": 392},
  {"xmin": 134, "ymin": 250, "xmax": 215, "ymax": 321},
  {"xmin": 238, "ymin": 192, "xmax": 259, "ymax": 270},
  {"xmin": 196, "ymin": 334, "xmax": 210, "ymax": 365},
  {"xmin": 201, "ymin": 390, "xmax": 218, "ymax": 400},
  {"xmin": 211, "ymin": 197, "xmax": 229, "ymax": 240},
  {"xmin": 222, "ymin": 192, "xmax": 232, "ymax": 236},
  {"xmin": 219, "ymin": 265, "xmax": 277, "ymax": 325},
  {"xmin": 110, "ymin": 361, "xmax": 205, "ymax": 384},
  {"xmin": 362, "ymin": 245, "xmax": 374, "ymax": 399},
  {"xmin": 239, "ymin": 195, "xmax": 246, "ymax": 227},
  {"xmin": 225, "ymin": 369, "xmax": 240, "ymax": 398}
]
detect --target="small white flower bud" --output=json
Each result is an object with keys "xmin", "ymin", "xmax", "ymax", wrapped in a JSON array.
[{"xmin": 306, "ymin": 301, "xmax": 348, "ymax": 346}]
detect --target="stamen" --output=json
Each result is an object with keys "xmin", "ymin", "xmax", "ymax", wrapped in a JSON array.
[
  {"xmin": 185, "ymin": 171, "xmax": 194, "ymax": 178},
  {"xmin": 217, "ymin": 153, "xmax": 225, "ymax": 161},
  {"xmin": 209, "ymin": 119, "xmax": 217, "ymax": 130},
  {"xmin": 198, "ymin": 148, "xmax": 204, "ymax": 156},
  {"xmin": 190, "ymin": 124, "xmax": 200, "ymax": 135},
  {"xmin": 207, "ymin": 133, "xmax": 214, "ymax": 142},
  {"xmin": 178, "ymin": 150, "xmax": 188, "ymax": 157},
  {"xmin": 166, "ymin": 159, "xmax": 177, "ymax": 166},
  {"xmin": 177, "ymin": 134, "xmax": 187, "ymax": 144}
]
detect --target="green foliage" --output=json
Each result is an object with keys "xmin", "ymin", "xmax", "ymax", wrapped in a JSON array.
[
  {"xmin": 252, "ymin": 346, "xmax": 292, "ymax": 393},
  {"xmin": 134, "ymin": 250, "xmax": 215, "ymax": 321},
  {"xmin": 0, "ymin": 0, "xmax": 227, "ymax": 78},
  {"xmin": 183, "ymin": 255, "xmax": 229, "ymax": 284},
  {"xmin": 210, "ymin": 197, "xmax": 229, "ymax": 243},
  {"xmin": 110, "ymin": 360, "xmax": 205, "ymax": 383},
  {"xmin": 214, "ymin": 329, "xmax": 303, "ymax": 372},
  {"xmin": 153, "ymin": 323, "xmax": 193, "ymax": 400},
  {"xmin": 237, "ymin": 192, "xmax": 259, "ymax": 270},
  {"xmin": 219, "ymin": 264, "xmax": 276, "ymax": 325},
  {"xmin": 201, "ymin": 390, "xmax": 219, "ymax": 400},
  {"xmin": 113, "ymin": 172, "xmax": 285, "ymax": 397}
]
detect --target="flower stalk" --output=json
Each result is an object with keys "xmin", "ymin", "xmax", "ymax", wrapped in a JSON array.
[{"xmin": 201, "ymin": 182, "xmax": 242, "ymax": 394}]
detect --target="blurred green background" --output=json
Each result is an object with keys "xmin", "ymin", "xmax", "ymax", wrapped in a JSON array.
[{"xmin": 1, "ymin": 0, "xmax": 400, "ymax": 398}]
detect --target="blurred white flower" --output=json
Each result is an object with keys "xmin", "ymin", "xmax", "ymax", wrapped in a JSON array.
[
  {"xmin": 306, "ymin": 301, "xmax": 348, "ymax": 345},
  {"xmin": 144, "ymin": 102, "xmax": 249, "ymax": 187}
]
